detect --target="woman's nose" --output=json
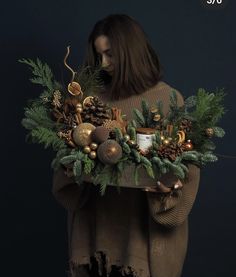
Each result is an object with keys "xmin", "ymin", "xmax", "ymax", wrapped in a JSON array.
[{"xmin": 101, "ymin": 55, "xmax": 110, "ymax": 68}]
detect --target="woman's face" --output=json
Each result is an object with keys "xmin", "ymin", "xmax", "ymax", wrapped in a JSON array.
[{"xmin": 94, "ymin": 35, "xmax": 114, "ymax": 76}]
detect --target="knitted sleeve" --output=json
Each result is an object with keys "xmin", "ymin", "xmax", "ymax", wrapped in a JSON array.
[
  {"xmin": 146, "ymin": 164, "xmax": 200, "ymax": 228},
  {"xmin": 52, "ymin": 166, "xmax": 91, "ymax": 211}
]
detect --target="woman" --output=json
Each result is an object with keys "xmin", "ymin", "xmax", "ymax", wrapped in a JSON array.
[{"xmin": 53, "ymin": 14, "xmax": 200, "ymax": 277}]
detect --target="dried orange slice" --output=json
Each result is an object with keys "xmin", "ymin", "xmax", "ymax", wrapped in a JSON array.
[
  {"xmin": 82, "ymin": 96, "xmax": 94, "ymax": 108},
  {"xmin": 68, "ymin": 81, "xmax": 82, "ymax": 96}
]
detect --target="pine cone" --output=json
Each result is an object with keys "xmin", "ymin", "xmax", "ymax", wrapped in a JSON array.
[
  {"xmin": 81, "ymin": 96, "xmax": 111, "ymax": 126},
  {"xmin": 157, "ymin": 141, "xmax": 185, "ymax": 161},
  {"xmin": 179, "ymin": 118, "xmax": 192, "ymax": 133}
]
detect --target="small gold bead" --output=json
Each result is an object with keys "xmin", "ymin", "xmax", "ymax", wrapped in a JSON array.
[
  {"xmin": 90, "ymin": 142, "xmax": 98, "ymax": 150},
  {"xmin": 89, "ymin": 151, "xmax": 97, "ymax": 159},
  {"xmin": 83, "ymin": 146, "xmax": 91, "ymax": 154}
]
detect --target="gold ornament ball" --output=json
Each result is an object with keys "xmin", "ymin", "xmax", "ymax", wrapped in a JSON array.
[
  {"xmin": 90, "ymin": 142, "xmax": 98, "ymax": 150},
  {"xmin": 89, "ymin": 151, "xmax": 97, "ymax": 159},
  {"xmin": 123, "ymin": 134, "xmax": 130, "ymax": 142},
  {"xmin": 97, "ymin": 140, "xmax": 122, "ymax": 165},
  {"xmin": 76, "ymin": 107, "xmax": 83, "ymax": 113},
  {"xmin": 83, "ymin": 146, "xmax": 91, "ymax": 154},
  {"xmin": 76, "ymin": 103, "xmax": 83, "ymax": 109},
  {"xmin": 72, "ymin": 123, "xmax": 96, "ymax": 147},
  {"xmin": 184, "ymin": 140, "xmax": 193, "ymax": 150},
  {"xmin": 128, "ymin": 140, "xmax": 136, "ymax": 145},
  {"xmin": 163, "ymin": 139, "xmax": 170, "ymax": 145}
]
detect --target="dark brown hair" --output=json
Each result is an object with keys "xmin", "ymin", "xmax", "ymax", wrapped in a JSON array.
[{"xmin": 84, "ymin": 14, "xmax": 162, "ymax": 99}]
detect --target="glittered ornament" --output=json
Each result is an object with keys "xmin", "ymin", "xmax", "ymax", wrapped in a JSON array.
[
  {"xmin": 72, "ymin": 123, "xmax": 96, "ymax": 146},
  {"xmin": 97, "ymin": 140, "xmax": 122, "ymax": 165},
  {"xmin": 184, "ymin": 140, "xmax": 193, "ymax": 150},
  {"xmin": 91, "ymin": 126, "xmax": 110, "ymax": 143}
]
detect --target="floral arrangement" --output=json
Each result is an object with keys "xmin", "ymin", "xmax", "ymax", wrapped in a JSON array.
[{"xmin": 20, "ymin": 50, "xmax": 225, "ymax": 195}]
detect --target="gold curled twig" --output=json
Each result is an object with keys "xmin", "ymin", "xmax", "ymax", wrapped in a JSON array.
[{"xmin": 64, "ymin": 46, "xmax": 76, "ymax": 83}]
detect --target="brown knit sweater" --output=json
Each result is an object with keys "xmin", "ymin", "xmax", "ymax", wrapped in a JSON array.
[{"xmin": 52, "ymin": 81, "xmax": 200, "ymax": 277}]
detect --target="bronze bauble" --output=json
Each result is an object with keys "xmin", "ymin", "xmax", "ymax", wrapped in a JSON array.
[
  {"xmin": 184, "ymin": 139, "xmax": 193, "ymax": 151},
  {"xmin": 92, "ymin": 126, "xmax": 110, "ymax": 143},
  {"xmin": 97, "ymin": 139, "xmax": 122, "ymax": 165},
  {"xmin": 72, "ymin": 123, "xmax": 96, "ymax": 146}
]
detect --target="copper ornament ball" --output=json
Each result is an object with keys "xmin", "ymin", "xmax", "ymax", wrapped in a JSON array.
[
  {"xmin": 97, "ymin": 139, "xmax": 122, "ymax": 165},
  {"xmin": 184, "ymin": 139, "xmax": 193, "ymax": 150},
  {"xmin": 92, "ymin": 126, "xmax": 110, "ymax": 143},
  {"xmin": 72, "ymin": 123, "xmax": 96, "ymax": 147}
]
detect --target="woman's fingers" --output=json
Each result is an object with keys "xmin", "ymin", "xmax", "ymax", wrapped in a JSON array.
[{"xmin": 142, "ymin": 180, "xmax": 183, "ymax": 193}]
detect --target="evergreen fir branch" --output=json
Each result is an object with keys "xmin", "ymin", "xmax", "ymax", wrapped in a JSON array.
[
  {"xmin": 133, "ymin": 109, "xmax": 145, "ymax": 127},
  {"xmin": 170, "ymin": 90, "xmax": 178, "ymax": 107},
  {"xmin": 181, "ymin": 151, "xmax": 199, "ymax": 162},
  {"xmin": 184, "ymin": 95, "xmax": 197, "ymax": 110},
  {"xmin": 114, "ymin": 127, "xmax": 123, "ymax": 142},
  {"xmin": 200, "ymin": 140, "xmax": 216, "ymax": 152},
  {"xmin": 156, "ymin": 100, "xmax": 164, "ymax": 117},
  {"xmin": 169, "ymin": 163, "xmax": 185, "ymax": 179},
  {"xmin": 19, "ymin": 58, "xmax": 54, "ymax": 91},
  {"xmin": 93, "ymin": 165, "xmax": 115, "ymax": 195},
  {"xmin": 131, "ymin": 149, "xmax": 141, "ymax": 163},
  {"xmin": 212, "ymin": 126, "xmax": 225, "ymax": 138},
  {"xmin": 152, "ymin": 156, "xmax": 163, "ymax": 168},
  {"xmin": 74, "ymin": 66, "xmax": 103, "ymax": 96},
  {"xmin": 200, "ymin": 152, "xmax": 218, "ymax": 164},
  {"xmin": 22, "ymin": 106, "xmax": 55, "ymax": 130},
  {"xmin": 51, "ymin": 147, "xmax": 70, "ymax": 169},
  {"xmin": 140, "ymin": 156, "xmax": 152, "ymax": 167},
  {"xmin": 130, "ymin": 119, "xmax": 137, "ymax": 128},
  {"xmin": 122, "ymin": 142, "xmax": 131, "ymax": 154},
  {"xmin": 22, "ymin": 118, "xmax": 39, "ymax": 130},
  {"xmin": 144, "ymin": 165, "xmax": 155, "ymax": 178},
  {"xmin": 127, "ymin": 126, "xmax": 137, "ymax": 141},
  {"xmin": 31, "ymin": 127, "xmax": 65, "ymax": 151},
  {"xmin": 73, "ymin": 160, "xmax": 82, "ymax": 179},
  {"xmin": 141, "ymin": 99, "xmax": 152, "ymax": 126},
  {"xmin": 83, "ymin": 155, "xmax": 95, "ymax": 174},
  {"xmin": 134, "ymin": 165, "xmax": 140, "ymax": 186},
  {"xmin": 60, "ymin": 154, "xmax": 77, "ymax": 165},
  {"xmin": 179, "ymin": 163, "xmax": 189, "ymax": 174}
]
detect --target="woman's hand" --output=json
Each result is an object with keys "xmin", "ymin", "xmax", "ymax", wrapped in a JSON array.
[{"xmin": 142, "ymin": 179, "xmax": 183, "ymax": 193}]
